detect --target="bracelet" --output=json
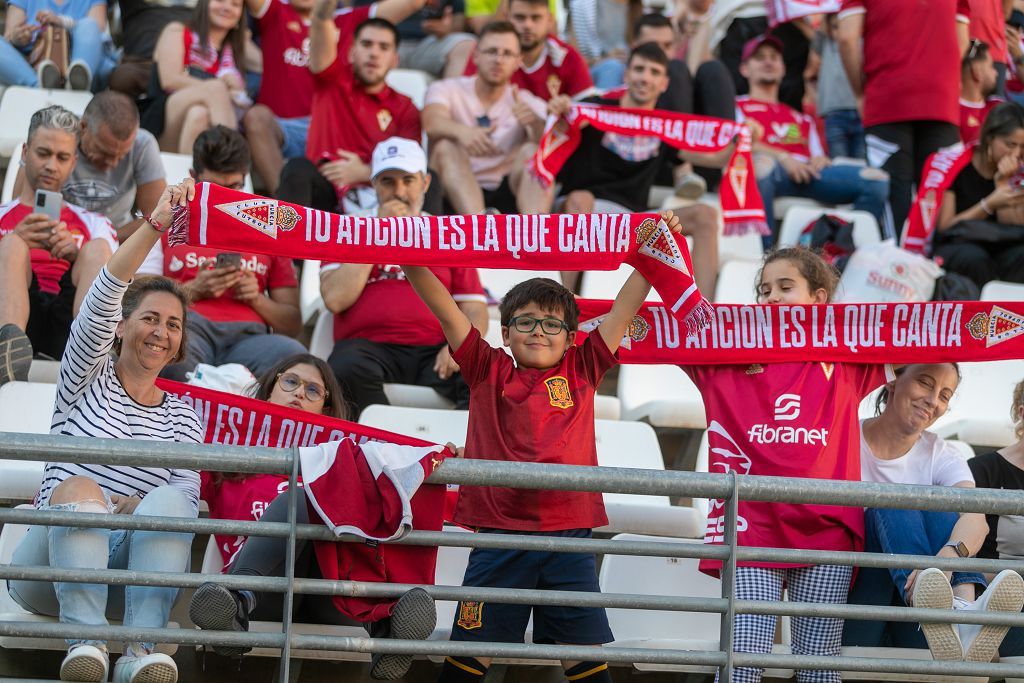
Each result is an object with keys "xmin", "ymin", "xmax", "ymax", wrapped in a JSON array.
[
  {"xmin": 145, "ymin": 214, "xmax": 167, "ymax": 233},
  {"xmin": 980, "ymin": 197, "xmax": 994, "ymax": 216}
]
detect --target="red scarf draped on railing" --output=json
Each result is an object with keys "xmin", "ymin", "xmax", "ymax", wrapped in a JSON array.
[
  {"xmin": 900, "ymin": 142, "xmax": 974, "ymax": 255},
  {"xmin": 529, "ymin": 103, "xmax": 769, "ymax": 236},
  {"xmin": 169, "ymin": 183, "xmax": 713, "ymax": 333},
  {"xmin": 766, "ymin": 0, "xmax": 840, "ymax": 27},
  {"xmin": 576, "ymin": 298, "xmax": 1024, "ymax": 364}
]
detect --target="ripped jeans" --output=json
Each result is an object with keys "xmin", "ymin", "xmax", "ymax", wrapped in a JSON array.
[{"xmin": 7, "ymin": 485, "xmax": 195, "ymax": 653}]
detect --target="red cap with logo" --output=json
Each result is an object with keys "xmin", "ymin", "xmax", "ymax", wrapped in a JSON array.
[{"xmin": 741, "ymin": 34, "xmax": 784, "ymax": 63}]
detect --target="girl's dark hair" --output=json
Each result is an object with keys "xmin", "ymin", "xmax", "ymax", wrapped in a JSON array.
[
  {"xmin": 189, "ymin": 0, "xmax": 246, "ymax": 75},
  {"xmin": 499, "ymin": 277, "xmax": 580, "ymax": 331},
  {"xmin": 979, "ymin": 102, "xmax": 1024, "ymax": 153},
  {"xmin": 249, "ymin": 353, "xmax": 348, "ymax": 421},
  {"xmin": 756, "ymin": 246, "xmax": 840, "ymax": 302},
  {"xmin": 874, "ymin": 363, "xmax": 962, "ymax": 416},
  {"xmin": 116, "ymin": 276, "xmax": 190, "ymax": 363}
]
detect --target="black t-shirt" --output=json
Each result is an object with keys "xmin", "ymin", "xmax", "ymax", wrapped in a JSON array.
[
  {"xmin": 557, "ymin": 95, "xmax": 677, "ymax": 212},
  {"xmin": 951, "ymin": 160, "xmax": 995, "ymax": 215},
  {"xmin": 119, "ymin": 0, "xmax": 196, "ymax": 58},
  {"xmin": 967, "ymin": 450, "xmax": 1024, "ymax": 560}
]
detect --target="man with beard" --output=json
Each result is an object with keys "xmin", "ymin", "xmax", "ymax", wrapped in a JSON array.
[
  {"xmin": 276, "ymin": 13, "xmax": 421, "ymax": 215},
  {"xmin": 464, "ymin": 0, "xmax": 592, "ymax": 100},
  {"xmin": 961, "ymin": 39, "xmax": 1002, "ymax": 145},
  {"xmin": 319, "ymin": 137, "xmax": 488, "ymax": 415},
  {"xmin": 424, "ymin": 21, "xmax": 552, "ymax": 214}
]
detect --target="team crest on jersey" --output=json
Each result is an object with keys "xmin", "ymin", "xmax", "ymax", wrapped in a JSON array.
[
  {"xmin": 967, "ymin": 306, "xmax": 1024, "ymax": 347},
  {"xmin": 577, "ymin": 314, "xmax": 649, "ymax": 350},
  {"xmin": 286, "ymin": 20, "xmax": 302, "ymax": 33},
  {"xmin": 634, "ymin": 218, "xmax": 690, "ymax": 275},
  {"xmin": 544, "ymin": 376, "xmax": 574, "ymax": 409},
  {"xmin": 377, "ymin": 108, "xmax": 393, "ymax": 131},
  {"xmin": 820, "ymin": 362, "xmax": 834, "ymax": 380},
  {"xmin": 457, "ymin": 601, "xmax": 484, "ymax": 630},
  {"xmin": 215, "ymin": 199, "xmax": 301, "ymax": 239},
  {"xmin": 546, "ymin": 74, "xmax": 562, "ymax": 98},
  {"xmin": 728, "ymin": 154, "xmax": 748, "ymax": 206}
]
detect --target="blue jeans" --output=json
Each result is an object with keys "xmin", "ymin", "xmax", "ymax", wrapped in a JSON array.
[
  {"xmin": 590, "ymin": 58, "xmax": 625, "ymax": 90},
  {"xmin": 824, "ymin": 109, "xmax": 865, "ymax": 160},
  {"xmin": 842, "ymin": 508, "xmax": 986, "ymax": 648},
  {"xmin": 7, "ymin": 485, "xmax": 196, "ymax": 653},
  {"xmin": 757, "ymin": 158, "xmax": 889, "ymax": 230},
  {"xmin": 277, "ymin": 116, "xmax": 311, "ymax": 159},
  {"xmin": 0, "ymin": 19, "xmax": 115, "ymax": 88}
]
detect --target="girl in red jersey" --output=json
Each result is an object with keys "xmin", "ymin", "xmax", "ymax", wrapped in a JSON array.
[{"xmin": 682, "ymin": 246, "xmax": 894, "ymax": 683}]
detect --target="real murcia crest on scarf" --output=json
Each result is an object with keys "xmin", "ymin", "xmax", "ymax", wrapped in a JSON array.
[
  {"xmin": 577, "ymin": 313, "xmax": 649, "ymax": 350},
  {"xmin": 635, "ymin": 218, "xmax": 689, "ymax": 274},
  {"xmin": 729, "ymin": 153, "xmax": 749, "ymax": 206},
  {"xmin": 968, "ymin": 306, "xmax": 1024, "ymax": 347},
  {"xmin": 215, "ymin": 198, "xmax": 301, "ymax": 239}
]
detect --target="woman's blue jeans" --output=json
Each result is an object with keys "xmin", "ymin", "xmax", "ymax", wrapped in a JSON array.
[
  {"xmin": 0, "ymin": 19, "xmax": 115, "ymax": 88},
  {"xmin": 842, "ymin": 508, "xmax": 986, "ymax": 648},
  {"xmin": 7, "ymin": 485, "xmax": 195, "ymax": 653}
]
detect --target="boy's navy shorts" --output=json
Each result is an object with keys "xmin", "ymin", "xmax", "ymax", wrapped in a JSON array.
[{"xmin": 449, "ymin": 527, "xmax": 613, "ymax": 645}]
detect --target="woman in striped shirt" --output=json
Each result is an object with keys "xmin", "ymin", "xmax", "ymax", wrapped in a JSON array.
[{"xmin": 8, "ymin": 180, "xmax": 201, "ymax": 683}]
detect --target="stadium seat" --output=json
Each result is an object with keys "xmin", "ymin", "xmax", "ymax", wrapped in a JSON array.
[
  {"xmin": 159, "ymin": 152, "xmax": 253, "ymax": 192},
  {"xmin": 0, "ymin": 505, "xmax": 178, "ymax": 655},
  {"xmin": 927, "ymin": 360, "xmax": 1024, "ymax": 448},
  {"xmin": 0, "ymin": 382, "xmax": 57, "ymax": 501},
  {"xmin": 773, "ymin": 196, "xmax": 825, "ymax": 221},
  {"xmin": 298, "ymin": 259, "xmax": 324, "ymax": 325},
  {"xmin": 477, "ymin": 268, "xmax": 562, "ymax": 303},
  {"xmin": 384, "ymin": 69, "xmax": 434, "ymax": 110},
  {"xmin": 27, "ymin": 360, "xmax": 59, "ymax": 383},
  {"xmin": 714, "ymin": 260, "xmax": 760, "ymax": 304},
  {"xmin": 599, "ymin": 533, "xmax": 794, "ymax": 678},
  {"xmin": 618, "ymin": 364, "xmax": 706, "ymax": 430},
  {"xmin": 1, "ymin": 160, "xmax": 18, "ymax": 203},
  {"xmin": 981, "ymin": 280, "xmax": 1024, "ymax": 301},
  {"xmin": 777, "ymin": 206, "xmax": 882, "ymax": 249},
  {"xmin": 0, "ymin": 87, "xmax": 93, "ymax": 157}
]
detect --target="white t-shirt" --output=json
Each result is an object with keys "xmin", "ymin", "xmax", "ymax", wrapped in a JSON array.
[{"xmin": 859, "ymin": 419, "xmax": 974, "ymax": 487}]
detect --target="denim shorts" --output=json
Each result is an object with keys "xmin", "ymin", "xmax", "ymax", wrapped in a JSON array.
[{"xmin": 277, "ymin": 116, "xmax": 311, "ymax": 159}]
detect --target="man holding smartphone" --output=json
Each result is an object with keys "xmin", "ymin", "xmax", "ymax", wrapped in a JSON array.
[{"xmin": 0, "ymin": 106, "xmax": 117, "ymax": 384}]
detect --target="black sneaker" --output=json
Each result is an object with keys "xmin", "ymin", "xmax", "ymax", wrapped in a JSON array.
[
  {"xmin": 189, "ymin": 582, "xmax": 251, "ymax": 657},
  {"xmin": 369, "ymin": 587, "xmax": 436, "ymax": 680},
  {"xmin": 0, "ymin": 324, "xmax": 32, "ymax": 387}
]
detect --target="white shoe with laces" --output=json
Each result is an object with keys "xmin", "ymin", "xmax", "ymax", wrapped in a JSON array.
[
  {"xmin": 957, "ymin": 569, "xmax": 1024, "ymax": 662},
  {"xmin": 913, "ymin": 567, "xmax": 962, "ymax": 660},
  {"xmin": 111, "ymin": 652, "xmax": 177, "ymax": 683},
  {"xmin": 59, "ymin": 644, "xmax": 109, "ymax": 682}
]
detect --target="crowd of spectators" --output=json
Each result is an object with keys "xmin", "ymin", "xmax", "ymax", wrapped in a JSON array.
[{"xmin": 1, "ymin": 0, "xmax": 1024, "ymax": 681}]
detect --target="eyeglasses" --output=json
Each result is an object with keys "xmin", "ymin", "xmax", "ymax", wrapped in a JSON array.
[
  {"xmin": 277, "ymin": 372, "xmax": 328, "ymax": 402},
  {"xmin": 507, "ymin": 315, "xmax": 570, "ymax": 335},
  {"xmin": 479, "ymin": 47, "xmax": 519, "ymax": 60},
  {"xmin": 965, "ymin": 38, "xmax": 984, "ymax": 63}
]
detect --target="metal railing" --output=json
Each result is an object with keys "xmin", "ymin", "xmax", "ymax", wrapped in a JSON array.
[{"xmin": 2, "ymin": 432, "xmax": 1024, "ymax": 682}]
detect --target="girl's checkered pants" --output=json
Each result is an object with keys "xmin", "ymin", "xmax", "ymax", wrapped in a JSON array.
[{"xmin": 715, "ymin": 564, "xmax": 854, "ymax": 683}]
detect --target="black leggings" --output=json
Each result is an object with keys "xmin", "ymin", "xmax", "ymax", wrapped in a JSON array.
[{"xmin": 229, "ymin": 487, "xmax": 359, "ymax": 626}]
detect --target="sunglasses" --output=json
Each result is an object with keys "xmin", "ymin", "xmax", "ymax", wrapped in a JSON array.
[
  {"xmin": 276, "ymin": 372, "xmax": 328, "ymax": 402},
  {"xmin": 507, "ymin": 315, "xmax": 570, "ymax": 335}
]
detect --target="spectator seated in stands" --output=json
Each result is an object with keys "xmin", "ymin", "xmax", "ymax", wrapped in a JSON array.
[
  {"xmin": 738, "ymin": 34, "xmax": 888, "ymax": 242},
  {"xmin": 424, "ymin": 21, "xmax": 553, "ymax": 215},
  {"xmin": 141, "ymin": 0, "xmax": 249, "ymax": 154},
  {"xmin": 960, "ymin": 39, "xmax": 1001, "ymax": 147},
  {"xmin": 108, "ymin": 0, "xmax": 197, "ymax": 98},
  {"xmin": 242, "ymin": 0, "xmax": 427, "ymax": 197},
  {"xmin": 321, "ymin": 137, "xmax": 487, "ymax": 415},
  {"xmin": 0, "ymin": 106, "xmax": 116, "ymax": 383},
  {"xmin": 550, "ymin": 42, "xmax": 722, "ymax": 296},
  {"xmin": 7, "ymin": 180, "xmax": 201, "ymax": 683},
  {"xmin": 14, "ymin": 91, "xmax": 167, "ymax": 247},
  {"xmin": 157, "ymin": 126, "xmax": 306, "ymax": 381},
  {"xmin": 277, "ymin": 13, "xmax": 422, "ymax": 215},
  {"xmin": 191, "ymin": 352, "xmax": 438, "ymax": 681},
  {"xmin": 465, "ymin": 0, "xmax": 593, "ymax": 100},
  {"xmin": 356, "ymin": 0, "xmax": 475, "ymax": 79},
  {"xmin": 969, "ymin": 378, "xmax": 1024, "ymax": 659},
  {"xmin": 570, "ymin": 0, "xmax": 628, "ymax": 90},
  {"xmin": 932, "ymin": 102, "xmax": 1024, "ymax": 289},
  {"xmin": 814, "ymin": 13, "xmax": 864, "ymax": 159},
  {"xmin": 0, "ymin": 0, "xmax": 115, "ymax": 89},
  {"xmin": 843, "ymin": 363, "xmax": 1024, "ymax": 663}
]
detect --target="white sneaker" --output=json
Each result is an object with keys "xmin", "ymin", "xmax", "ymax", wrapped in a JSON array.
[
  {"xmin": 111, "ymin": 652, "xmax": 177, "ymax": 683},
  {"xmin": 36, "ymin": 58, "xmax": 62, "ymax": 89},
  {"xmin": 60, "ymin": 644, "xmax": 109, "ymax": 682},
  {"xmin": 913, "ymin": 567, "xmax": 962, "ymax": 660},
  {"xmin": 958, "ymin": 569, "xmax": 1024, "ymax": 662},
  {"xmin": 66, "ymin": 59, "xmax": 92, "ymax": 91}
]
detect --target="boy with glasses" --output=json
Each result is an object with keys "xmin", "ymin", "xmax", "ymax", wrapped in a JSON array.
[{"xmin": 401, "ymin": 209, "xmax": 681, "ymax": 683}]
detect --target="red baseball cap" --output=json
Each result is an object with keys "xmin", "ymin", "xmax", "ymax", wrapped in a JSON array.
[{"xmin": 741, "ymin": 34, "xmax": 784, "ymax": 63}]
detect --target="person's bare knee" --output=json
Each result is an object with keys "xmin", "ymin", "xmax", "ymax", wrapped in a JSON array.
[
  {"xmin": 564, "ymin": 190, "xmax": 595, "ymax": 214},
  {"xmin": 676, "ymin": 203, "xmax": 718, "ymax": 238},
  {"xmin": 430, "ymin": 138, "xmax": 466, "ymax": 168},
  {"xmin": 49, "ymin": 475, "xmax": 105, "ymax": 507},
  {"xmin": 243, "ymin": 105, "xmax": 283, "ymax": 146},
  {"xmin": 182, "ymin": 104, "xmax": 212, "ymax": 131},
  {"xmin": 0, "ymin": 234, "xmax": 34, "ymax": 289}
]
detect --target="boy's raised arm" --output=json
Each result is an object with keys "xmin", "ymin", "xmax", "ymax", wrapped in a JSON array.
[
  {"xmin": 598, "ymin": 210, "xmax": 683, "ymax": 354},
  {"xmin": 401, "ymin": 265, "xmax": 474, "ymax": 352}
]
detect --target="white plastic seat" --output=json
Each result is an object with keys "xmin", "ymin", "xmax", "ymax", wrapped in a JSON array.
[
  {"xmin": 714, "ymin": 259, "xmax": 760, "ymax": 304},
  {"xmin": 0, "ymin": 87, "xmax": 93, "ymax": 157},
  {"xmin": 27, "ymin": 360, "xmax": 59, "ymax": 383},
  {"xmin": 617, "ymin": 364, "xmax": 706, "ymax": 430},
  {"xmin": 599, "ymin": 533, "xmax": 794, "ymax": 677},
  {"xmin": 385, "ymin": 68, "xmax": 434, "ymax": 109},
  {"xmin": 298, "ymin": 260, "xmax": 323, "ymax": 325},
  {"xmin": 0, "ymin": 382, "xmax": 57, "ymax": 501},
  {"xmin": 777, "ymin": 205, "xmax": 881, "ymax": 249},
  {"xmin": 981, "ymin": 280, "xmax": 1024, "ymax": 301},
  {"xmin": 477, "ymin": 268, "xmax": 562, "ymax": 302},
  {"xmin": 773, "ymin": 196, "xmax": 825, "ymax": 222}
]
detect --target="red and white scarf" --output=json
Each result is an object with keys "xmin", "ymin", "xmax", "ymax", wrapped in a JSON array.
[
  {"xmin": 900, "ymin": 142, "xmax": 974, "ymax": 255},
  {"xmin": 169, "ymin": 183, "xmax": 713, "ymax": 333},
  {"xmin": 530, "ymin": 102, "xmax": 769, "ymax": 236},
  {"xmin": 577, "ymin": 298, "xmax": 1024, "ymax": 364},
  {"xmin": 766, "ymin": 0, "xmax": 840, "ymax": 27}
]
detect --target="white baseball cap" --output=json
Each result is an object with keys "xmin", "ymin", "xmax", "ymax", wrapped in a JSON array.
[{"xmin": 371, "ymin": 137, "xmax": 427, "ymax": 180}]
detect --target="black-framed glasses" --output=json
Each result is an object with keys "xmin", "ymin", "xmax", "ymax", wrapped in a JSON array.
[
  {"xmin": 277, "ymin": 372, "xmax": 328, "ymax": 402},
  {"xmin": 507, "ymin": 315, "xmax": 570, "ymax": 335}
]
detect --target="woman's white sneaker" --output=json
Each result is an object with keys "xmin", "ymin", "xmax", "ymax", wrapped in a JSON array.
[
  {"xmin": 60, "ymin": 644, "xmax": 109, "ymax": 682},
  {"xmin": 913, "ymin": 567, "xmax": 962, "ymax": 660},
  {"xmin": 112, "ymin": 652, "xmax": 177, "ymax": 683},
  {"xmin": 958, "ymin": 569, "xmax": 1024, "ymax": 662}
]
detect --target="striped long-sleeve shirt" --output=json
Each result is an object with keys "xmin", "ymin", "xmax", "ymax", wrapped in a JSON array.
[{"xmin": 38, "ymin": 267, "xmax": 203, "ymax": 512}]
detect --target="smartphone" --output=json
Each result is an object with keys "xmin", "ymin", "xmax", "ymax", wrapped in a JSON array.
[
  {"xmin": 215, "ymin": 252, "xmax": 242, "ymax": 269},
  {"xmin": 1011, "ymin": 9, "xmax": 1024, "ymax": 31},
  {"xmin": 34, "ymin": 189, "xmax": 62, "ymax": 222}
]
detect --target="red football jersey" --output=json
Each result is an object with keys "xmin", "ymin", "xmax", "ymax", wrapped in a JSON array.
[
  {"xmin": 0, "ymin": 200, "xmax": 117, "ymax": 294},
  {"xmin": 737, "ymin": 95, "xmax": 824, "ymax": 162},
  {"xmin": 161, "ymin": 237, "xmax": 298, "ymax": 325},
  {"xmin": 959, "ymin": 98, "xmax": 1001, "ymax": 145},
  {"xmin": 464, "ymin": 35, "xmax": 593, "ymax": 100},
  {"xmin": 200, "ymin": 472, "xmax": 297, "ymax": 568},
  {"xmin": 451, "ymin": 327, "xmax": 617, "ymax": 531},
  {"xmin": 839, "ymin": 0, "xmax": 970, "ymax": 128},
  {"xmin": 683, "ymin": 361, "xmax": 893, "ymax": 575},
  {"xmin": 969, "ymin": 0, "xmax": 1006, "ymax": 60},
  {"xmin": 325, "ymin": 264, "xmax": 485, "ymax": 346}
]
